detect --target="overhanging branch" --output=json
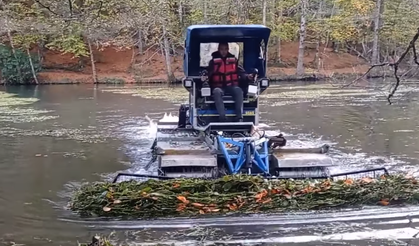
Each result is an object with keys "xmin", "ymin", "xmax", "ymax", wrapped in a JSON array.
[{"xmin": 346, "ymin": 28, "xmax": 419, "ymax": 104}]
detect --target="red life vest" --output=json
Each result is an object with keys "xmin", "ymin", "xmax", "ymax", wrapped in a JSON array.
[{"xmin": 211, "ymin": 57, "xmax": 239, "ymax": 87}]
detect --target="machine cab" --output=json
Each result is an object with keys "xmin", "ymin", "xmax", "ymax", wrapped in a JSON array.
[{"xmin": 181, "ymin": 25, "xmax": 271, "ymax": 132}]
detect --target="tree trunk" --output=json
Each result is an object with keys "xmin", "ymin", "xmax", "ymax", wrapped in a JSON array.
[
  {"xmin": 276, "ymin": 1, "xmax": 283, "ymax": 63},
  {"xmin": 137, "ymin": 29, "xmax": 143, "ymax": 55},
  {"xmin": 262, "ymin": 0, "xmax": 267, "ymax": 25},
  {"xmin": 87, "ymin": 39, "xmax": 98, "ymax": 84},
  {"xmin": 314, "ymin": 39, "xmax": 321, "ymax": 71},
  {"xmin": 162, "ymin": 25, "xmax": 175, "ymax": 84},
  {"xmin": 178, "ymin": 0, "xmax": 183, "ymax": 26},
  {"xmin": 6, "ymin": 24, "xmax": 24, "ymax": 84},
  {"xmin": 277, "ymin": 37, "xmax": 281, "ymax": 63},
  {"xmin": 26, "ymin": 48, "xmax": 39, "ymax": 84},
  {"xmin": 314, "ymin": 0, "xmax": 324, "ymax": 71},
  {"xmin": 296, "ymin": 0, "xmax": 307, "ymax": 76},
  {"xmin": 371, "ymin": 0, "xmax": 383, "ymax": 64}
]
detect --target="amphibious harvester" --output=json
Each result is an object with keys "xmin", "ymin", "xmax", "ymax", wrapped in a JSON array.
[{"xmin": 113, "ymin": 25, "xmax": 388, "ymax": 183}]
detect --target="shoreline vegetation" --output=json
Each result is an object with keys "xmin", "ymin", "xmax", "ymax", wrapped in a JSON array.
[
  {"xmin": 2, "ymin": 1, "xmax": 416, "ymax": 85},
  {"xmin": 70, "ymin": 175, "xmax": 419, "ymax": 219},
  {"xmin": 0, "ymin": 67, "xmax": 397, "ymax": 85}
]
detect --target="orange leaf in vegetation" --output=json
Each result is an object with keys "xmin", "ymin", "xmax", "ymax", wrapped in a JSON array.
[
  {"xmin": 134, "ymin": 205, "xmax": 140, "ymax": 210},
  {"xmin": 227, "ymin": 203, "xmax": 238, "ymax": 211},
  {"xmin": 321, "ymin": 180, "xmax": 331, "ymax": 187},
  {"xmin": 209, "ymin": 208, "xmax": 220, "ymax": 212},
  {"xmin": 255, "ymin": 190, "xmax": 268, "ymax": 202},
  {"xmin": 199, "ymin": 210, "xmax": 205, "ymax": 214},
  {"xmin": 176, "ymin": 203, "xmax": 186, "ymax": 212},
  {"xmin": 344, "ymin": 179, "xmax": 354, "ymax": 185},
  {"xmin": 262, "ymin": 198, "xmax": 272, "ymax": 204},
  {"xmin": 284, "ymin": 194, "xmax": 292, "ymax": 199},
  {"xmin": 173, "ymin": 183, "xmax": 180, "ymax": 188},
  {"xmin": 103, "ymin": 206, "xmax": 111, "ymax": 212},
  {"xmin": 191, "ymin": 203, "xmax": 205, "ymax": 208},
  {"xmin": 302, "ymin": 186, "xmax": 314, "ymax": 194},
  {"xmin": 177, "ymin": 195, "xmax": 189, "ymax": 204},
  {"xmin": 379, "ymin": 199, "xmax": 390, "ymax": 206},
  {"xmin": 271, "ymin": 188, "xmax": 281, "ymax": 194},
  {"xmin": 360, "ymin": 177, "xmax": 374, "ymax": 184}
]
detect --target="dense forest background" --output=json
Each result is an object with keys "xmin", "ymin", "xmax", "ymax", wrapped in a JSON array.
[{"xmin": 0, "ymin": 0, "xmax": 418, "ymax": 84}]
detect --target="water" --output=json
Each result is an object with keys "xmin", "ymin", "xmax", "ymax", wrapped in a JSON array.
[{"xmin": 1, "ymin": 81, "xmax": 419, "ymax": 245}]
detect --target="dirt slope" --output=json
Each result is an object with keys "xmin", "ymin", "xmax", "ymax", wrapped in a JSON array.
[{"xmin": 37, "ymin": 42, "xmax": 369, "ymax": 83}]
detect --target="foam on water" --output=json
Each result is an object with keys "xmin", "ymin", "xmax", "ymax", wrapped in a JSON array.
[{"xmin": 159, "ymin": 112, "xmax": 179, "ymax": 123}]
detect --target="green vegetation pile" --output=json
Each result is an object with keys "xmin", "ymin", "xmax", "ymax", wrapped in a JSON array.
[{"xmin": 70, "ymin": 175, "xmax": 419, "ymax": 218}]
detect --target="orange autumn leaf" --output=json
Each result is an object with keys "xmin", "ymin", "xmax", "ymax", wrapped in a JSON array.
[
  {"xmin": 360, "ymin": 177, "xmax": 374, "ymax": 184},
  {"xmin": 379, "ymin": 199, "xmax": 390, "ymax": 206},
  {"xmin": 227, "ymin": 203, "xmax": 238, "ymax": 211},
  {"xmin": 176, "ymin": 203, "xmax": 186, "ymax": 212},
  {"xmin": 262, "ymin": 197, "xmax": 272, "ymax": 204},
  {"xmin": 173, "ymin": 183, "xmax": 180, "ymax": 188},
  {"xmin": 302, "ymin": 186, "xmax": 314, "ymax": 194},
  {"xmin": 255, "ymin": 190, "xmax": 268, "ymax": 199},
  {"xmin": 284, "ymin": 194, "xmax": 292, "ymax": 199},
  {"xmin": 199, "ymin": 210, "xmax": 205, "ymax": 214},
  {"xmin": 191, "ymin": 203, "xmax": 205, "ymax": 208},
  {"xmin": 255, "ymin": 190, "xmax": 268, "ymax": 202},
  {"xmin": 271, "ymin": 188, "xmax": 281, "ymax": 194},
  {"xmin": 177, "ymin": 195, "xmax": 189, "ymax": 204},
  {"xmin": 322, "ymin": 180, "xmax": 331, "ymax": 187},
  {"xmin": 103, "ymin": 206, "xmax": 111, "ymax": 212},
  {"xmin": 208, "ymin": 208, "xmax": 220, "ymax": 212},
  {"xmin": 344, "ymin": 179, "xmax": 354, "ymax": 185}
]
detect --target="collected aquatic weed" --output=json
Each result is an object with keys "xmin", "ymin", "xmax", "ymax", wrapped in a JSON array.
[{"xmin": 70, "ymin": 175, "xmax": 419, "ymax": 219}]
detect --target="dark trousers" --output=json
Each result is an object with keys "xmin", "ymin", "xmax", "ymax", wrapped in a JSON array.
[{"xmin": 212, "ymin": 86, "xmax": 244, "ymax": 120}]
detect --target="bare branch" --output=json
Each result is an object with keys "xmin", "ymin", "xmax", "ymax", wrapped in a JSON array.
[{"xmin": 345, "ymin": 28, "xmax": 419, "ymax": 104}]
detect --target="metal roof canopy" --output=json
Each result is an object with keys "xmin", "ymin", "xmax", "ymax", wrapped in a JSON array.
[
  {"xmin": 185, "ymin": 25, "xmax": 271, "ymax": 49},
  {"xmin": 184, "ymin": 25, "xmax": 271, "ymax": 77}
]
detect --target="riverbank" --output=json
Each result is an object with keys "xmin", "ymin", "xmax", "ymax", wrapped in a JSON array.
[{"xmin": 6, "ymin": 42, "xmax": 377, "ymax": 85}]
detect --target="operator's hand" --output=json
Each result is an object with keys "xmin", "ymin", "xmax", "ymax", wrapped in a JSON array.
[
  {"xmin": 246, "ymin": 74, "xmax": 254, "ymax": 80},
  {"xmin": 201, "ymin": 75, "xmax": 208, "ymax": 81}
]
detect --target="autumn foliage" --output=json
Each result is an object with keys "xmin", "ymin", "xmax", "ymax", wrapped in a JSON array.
[{"xmin": 70, "ymin": 175, "xmax": 419, "ymax": 218}]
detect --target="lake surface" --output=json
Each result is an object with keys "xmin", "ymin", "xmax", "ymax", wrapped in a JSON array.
[{"xmin": 1, "ymin": 80, "xmax": 419, "ymax": 245}]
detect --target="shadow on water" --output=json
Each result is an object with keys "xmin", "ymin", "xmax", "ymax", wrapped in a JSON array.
[{"xmin": 1, "ymin": 81, "xmax": 419, "ymax": 245}]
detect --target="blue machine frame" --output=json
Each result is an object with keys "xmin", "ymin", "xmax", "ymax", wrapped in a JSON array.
[{"xmin": 217, "ymin": 136, "xmax": 270, "ymax": 175}]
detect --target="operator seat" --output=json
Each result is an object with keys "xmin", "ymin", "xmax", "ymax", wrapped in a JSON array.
[{"xmin": 194, "ymin": 72, "xmax": 256, "ymax": 125}]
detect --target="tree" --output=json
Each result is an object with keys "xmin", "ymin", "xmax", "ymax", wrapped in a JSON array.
[{"xmin": 296, "ymin": 0, "xmax": 308, "ymax": 75}]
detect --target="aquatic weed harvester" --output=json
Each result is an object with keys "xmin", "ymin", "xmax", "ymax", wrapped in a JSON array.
[{"xmin": 113, "ymin": 25, "xmax": 388, "ymax": 183}]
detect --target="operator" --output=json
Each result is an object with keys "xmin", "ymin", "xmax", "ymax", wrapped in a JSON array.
[{"xmin": 201, "ymin": 42, "xmax": 254, "ymax": 122}]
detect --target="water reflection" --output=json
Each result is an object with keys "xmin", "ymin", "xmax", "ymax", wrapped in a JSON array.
[{"xmin": 0, "ymin": 81, "xmax": 419, "ymax": 245}]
